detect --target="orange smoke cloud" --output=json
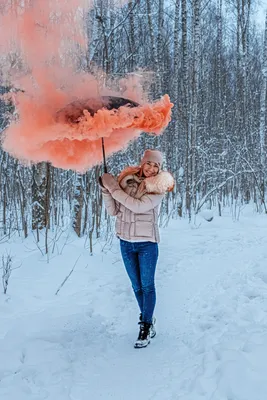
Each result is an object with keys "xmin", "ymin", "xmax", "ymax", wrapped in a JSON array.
[
  {"xmin": 0, "ymin": 0, "xmax": 172, "ymax": 172},
  {"xmin": 3, "ymin": 95, "xmax": 173, "ymax": 172}
]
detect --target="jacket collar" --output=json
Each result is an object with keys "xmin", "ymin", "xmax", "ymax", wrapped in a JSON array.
[{"xmin": 119, "ymin": 168, "xmax": 174, "ymax": 194}]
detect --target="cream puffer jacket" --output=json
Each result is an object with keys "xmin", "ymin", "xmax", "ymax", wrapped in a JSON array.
[{"xmin": 101, "ymin": 169, "xmax": 174, "ymax": 243}]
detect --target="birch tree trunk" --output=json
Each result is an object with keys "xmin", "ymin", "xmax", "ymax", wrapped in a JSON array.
[
  {"xmin": 156, "ymin": 0, "xmax": 164, "ymax": 97},
  {"xmin": 73, "ymin": 173, "xmax": 84, "ymax": 237},
  {"xmin": 32, "ymin": 162, "xmax": 50, "ymax": 234},
  {"xmin": 146, "ymin": 0, "xmax": 159, "ymax": 96},
  {"xmin": 191, "ymin": 0, "xmax": 200, "ymax": 208},
  {"xmin": 259, "ymin": 11, "xmax": 267, "ymax": 168},
  {"xmin": 181, "ymin": 0, "xmax": 191, "ymax": 216},
  {"xmin": 128, "ymin": 0, "xmax": 136, "ymax": 71},
  {"xmin": 172, "ymin": 0, "xmax": 181, "ymax": 168}
]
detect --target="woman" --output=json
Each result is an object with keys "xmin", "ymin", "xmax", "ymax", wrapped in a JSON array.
[{"xmin": 100, "ymin": 149, "xmax": 174, "ymax": 348}]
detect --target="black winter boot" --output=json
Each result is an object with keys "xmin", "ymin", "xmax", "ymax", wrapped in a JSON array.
[
  {"xmin": 134, "ymin": 322, "xmax": 151, "ymax": 348},
  {"xmin": 139, "ymin": 314, "xmax": 156, "ymax": 339}
]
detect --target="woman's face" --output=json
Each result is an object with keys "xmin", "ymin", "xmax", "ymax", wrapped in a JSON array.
[{"xmin": 142, "ymin": 161, "xmax": 159, "ymax": 178}]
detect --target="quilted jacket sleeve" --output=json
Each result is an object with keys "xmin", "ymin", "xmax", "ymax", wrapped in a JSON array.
[
  {"xmin": 101, "ymin": 188, "xmax": 119, "ymax": 216},
  {"xmin": 112, "ymin": 190, "xmax": 164, "ymax": 213}
]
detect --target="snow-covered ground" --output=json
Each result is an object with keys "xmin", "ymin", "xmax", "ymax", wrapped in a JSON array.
[{"xmin": 1, "ymin": 209, "xmax": 267, "ymax": 400}]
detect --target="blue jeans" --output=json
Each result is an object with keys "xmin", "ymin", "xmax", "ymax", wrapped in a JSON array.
[{"xmin": 120, "ymin": 239, "xmax": 159, "ymax": 324}]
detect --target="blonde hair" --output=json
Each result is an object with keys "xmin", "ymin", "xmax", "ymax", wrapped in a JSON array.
[
  {"xmin": 117, "ymin": 166, "xmax": 142, "ymax": 184},
  {"xmin": 118, "ymin": 163, "xmax": 162, "ymax": 184}
]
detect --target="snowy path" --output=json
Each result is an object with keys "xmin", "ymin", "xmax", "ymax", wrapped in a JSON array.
[{"xmin": 1, "ymin": 213, "xmax": 267, "ymax": 399}]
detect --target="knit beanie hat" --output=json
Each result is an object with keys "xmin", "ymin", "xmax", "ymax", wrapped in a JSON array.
[{"xmin": 140, "ymin": 149, "xmax": 163, "ymax": 168}]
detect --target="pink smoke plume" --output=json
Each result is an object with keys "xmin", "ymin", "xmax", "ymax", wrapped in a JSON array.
[{"xmin": 0, "ymin": 0, "xmax": 173, "ymax": 173}]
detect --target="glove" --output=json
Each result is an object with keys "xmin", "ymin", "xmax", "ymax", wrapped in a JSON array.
[
  {"xmin": 101, "ymin": 173, "xmax": 120, "ymax": 193},
  {"xmin": 98, "ymin": 176, "xmax": 104, "ymax": 188},
  {"xmin": 98, "ymin": 176, "xmax": 110, "ymax": 195}
]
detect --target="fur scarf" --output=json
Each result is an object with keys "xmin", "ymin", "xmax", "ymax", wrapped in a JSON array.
[{"xmin": 118, "ymin": 166, "xmax": 175, "ymax": 199}]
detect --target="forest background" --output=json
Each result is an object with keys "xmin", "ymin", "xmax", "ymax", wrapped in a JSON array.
[{"xmin": 0, "ymin": 0, "xmax": 267, "ymax": 254}]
